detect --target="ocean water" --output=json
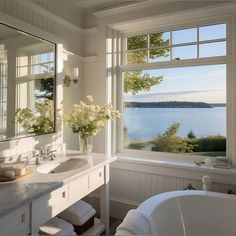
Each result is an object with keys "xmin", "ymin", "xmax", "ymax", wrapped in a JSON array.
[{"xmin": 124, "ymin": 107, "xmax": 226, "ymax": 141}]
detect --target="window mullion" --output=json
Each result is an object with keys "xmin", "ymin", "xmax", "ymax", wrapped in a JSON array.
[
  {"xmin": 120, "ymin": 56, "xmax": 228, "ymax": 71},
  {"xmin": 147, "ymin": 34, "xmax": 150, "ymax": 63},
  {"xmin": 170, "ymin": 31, "xmax": 173, "ymax": 60},
  {"xmin": 197, "ymin": 27, "xmax": 200, "ymax": 58}
]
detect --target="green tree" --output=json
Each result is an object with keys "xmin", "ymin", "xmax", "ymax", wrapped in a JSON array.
[
  {"xmin": 151, "ymin": 123, "xmax": 195, "ymax": 153},
  {"xmin": 124, "ymin": 71, "xmax": 163, "ymax": 95},
  {"xmin": 187, "ymin": 130, "xmax": 196, "ymax": 139},
  {"xmin": 124, "ymin": 33, "xmax": 170, "ymax": 94}
]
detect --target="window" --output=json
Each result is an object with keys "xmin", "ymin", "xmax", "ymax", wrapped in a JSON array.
[
  {"xmin": 15, "ymin": 50, "xmax": 55, "ymax": 136},
  {"xmin": 120, "ymin": 23, "xmax": 227, "ymax": 157},
  {"xmin": 31, "ymin": 52, "xmax": 54, "ymax": 75},
  {"xmin": 126, "ymin": 24, "xmax": 226, "ymax": 64}
]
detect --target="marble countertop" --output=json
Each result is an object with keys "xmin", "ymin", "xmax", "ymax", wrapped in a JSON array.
[{"xmin": 0, "ymin": 151, "xmax": 116, "ymax": 218}]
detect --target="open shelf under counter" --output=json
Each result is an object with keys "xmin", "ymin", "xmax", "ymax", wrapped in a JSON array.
[{"xmin": 81, "ymin": 218, "xmax": 105, "ymax": 236}]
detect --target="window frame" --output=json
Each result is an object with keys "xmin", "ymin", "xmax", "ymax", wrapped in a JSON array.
[{"xmin": 116, "ymin": 17, "xmax": 231, "ymax": 162}]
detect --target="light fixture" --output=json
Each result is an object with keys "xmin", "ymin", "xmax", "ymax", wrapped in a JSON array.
[{"xmin": 63, "ymin": 68, "xmax": 79, "ymax": 87}]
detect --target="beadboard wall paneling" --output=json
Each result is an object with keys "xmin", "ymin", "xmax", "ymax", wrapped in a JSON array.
[
  {"xmin": 0, "ymin": 0, "xmax": 87, "ymax": 55},
  {"xmin": 32, "ymin": 0, "xmax": 84, "ymax": 29},
  {"xmin": 109, "ymin": 161, "xmax": 236, "ymax": 218},
  {"xmin": 0, "ymin": 0, "xmax": 57, "ymax": 35},
  {"xmin": 85, "ymin": 160, "xmax": 236, "ymax": 219}
]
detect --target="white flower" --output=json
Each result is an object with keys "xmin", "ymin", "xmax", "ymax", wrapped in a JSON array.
[
  {"xmin": 64, "ymin": 95, "xmax": 122, "ymax": 138},
  {"xmin": 86, "ymin": 95, "xmax": 94, "ymax": 102}
]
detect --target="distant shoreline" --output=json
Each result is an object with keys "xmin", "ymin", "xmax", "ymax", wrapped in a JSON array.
[{"xmin": 125, "ymin": 101, "xmax": 226, "ymax": 108}]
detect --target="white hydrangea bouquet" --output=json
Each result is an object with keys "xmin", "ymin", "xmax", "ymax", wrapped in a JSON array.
[
  {"xmin": 64, "ymin": 95, "xmax": 122, "ymax": 154},
  {"xmin": 16, "ymin": 100, "xmax": 54, "ymax": 135}
]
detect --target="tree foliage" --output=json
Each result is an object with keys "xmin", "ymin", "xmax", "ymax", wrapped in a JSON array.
[
  {"xmin": 187, "ymin": 130, "xmax": 196, "ymax": 139},
  {"xmin": 124, "ymin": 71, "xmax": 163, "ymax": 95},
  {"xmin": 151, "ymin": 123, "xmax": 195, "ymax": 153},
  {"xmin": 125, "ymin": 33, "xmax": 170, "ymax": 94}
]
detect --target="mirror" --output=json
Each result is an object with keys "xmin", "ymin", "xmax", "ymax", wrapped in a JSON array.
[{"xmin": 0, "ymin": 22, "xmax": 56, "ymax": 141}]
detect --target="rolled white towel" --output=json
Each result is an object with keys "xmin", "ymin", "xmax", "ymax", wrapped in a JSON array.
[
  {"xmin": 39, "ymin": 217, "xmax": 74, "ymax": 235},
  {"xmin": 116, "ymin": 209, "xmax": 156, "ymax": 236},
  {"xmin": 59, "ymin": 207, "xmax": 96, "ymax": 226}
]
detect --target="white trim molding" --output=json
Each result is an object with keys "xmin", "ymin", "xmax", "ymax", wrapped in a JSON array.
[
  {"xmin": 93, "ymin": 0, "xmax": 174, "ymax": 18},
  {"xmin": 0, "ymin": 11, "xmax": 59, "ymax": 43},
  {"xmin": 83, "ymin": 56, "xmax": 98, "ymax": 64},
  {"xmin": 2, "ymin": 0, "xmax": 98, "ymax": 37},
  {"xmin": 109, "ymin": 2, "xmax": 236, "ymax": 34}
]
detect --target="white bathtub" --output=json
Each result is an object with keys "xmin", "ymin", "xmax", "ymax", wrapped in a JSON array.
[{"xmin": 118, "ymin": 190, "xmax": 236, "ymax": 235}]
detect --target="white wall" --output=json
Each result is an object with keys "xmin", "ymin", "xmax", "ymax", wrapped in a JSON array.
[
  {"xmin": 63, "ymin": 53, "xmax": 84, "ymax": 150},
  {"xmin": 0, "ymin": 0, "xmax": 86, "ymax": 155}
]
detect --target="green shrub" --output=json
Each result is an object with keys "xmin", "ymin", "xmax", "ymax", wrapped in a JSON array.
[
  {"xmin": 151, "ymin": 123, "xmax": 195, "ymax": 153},
  {"xmin": 185, "ymin": 135, "xmax": 226, "ymax": 152},
  {"xmin": 127, "ymin": 142, "xmax": 148, "ymax": 150}
]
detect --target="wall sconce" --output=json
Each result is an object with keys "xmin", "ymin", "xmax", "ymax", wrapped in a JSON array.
[{"xmin": 64, "ymin": 68, "xmax": 79, "ymax": 87}]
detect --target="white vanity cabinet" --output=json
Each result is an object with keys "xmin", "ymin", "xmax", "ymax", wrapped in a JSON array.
[
  {"xmin": 0, "ymin": 205, "xmax": 30, "ymax": 236},
  {"xmin": 0, "ymin": 153, "xmax": 113, "ymax": 236},
  {"xmin": 31, "ymin": 165, "xmax": 106, "ymax": 235},
  {"xmin": 31, "ymin": 185, "xmax": 69, "ymax": 233}
]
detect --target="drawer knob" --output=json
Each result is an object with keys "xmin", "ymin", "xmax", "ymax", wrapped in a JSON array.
[
  {"xmin": 99, "ymin": 172, "xmax": 102, "ymax": 177},
  {"xmin": 62, "ymin": 191, "xmax": 66, "ymax": 198}
]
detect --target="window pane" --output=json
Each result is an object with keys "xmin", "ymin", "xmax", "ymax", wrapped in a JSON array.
[
  {"xmin": 17, "ymin": 66, "xmax": 28, "ymax": 77},
  {"xmin": 50, "ymin": 52, "xmax": 54, "ymax": 61},
  {"xmin": 172, "ymin": 28, "xmax": 197, "ymax": 44},
  {"xmin": 199, "ymin": 24, "xmax": 226, "ymax": 41},
  {"xmin": 123, "ymin": 65, "xmax": 226, "ymax": 157},
  {"xmin": 127, "ymin": 35, "xmax": 148, "ymax": 50},
  {"xmin": 127, "ymin": 50, "xmax": 148, "ymax": 64},
  {"xmin": 149, "ymin": 49, "xmax": 170, "ymax": 62},
  {"xmin": 172, "ymin": 45, "xmax": 197, "ymax": 60},
  {"xmin": 17, "ymin": 56, "xmax": 28, "ymax": 66},
  {"xmin": 32, "ymin": 65, "xmax": 40, "ymax": 74},
  {"xmin": 40, "ymin": 53, "xmax": 48, "ymax": 63},
  {"xmin": 32, "ymin": 55, "xmax": 39, "ymax": 64},
  {"xmin": 49, "ymin": 62, "xmax": 54, "ymax": 72},
  {"xmin": 199, "ymin": 41, "xmax": 226, "ymax": 58},
  {"xmin": 150, "ymin": 32, "xmax": 170, "ymax": 47}
]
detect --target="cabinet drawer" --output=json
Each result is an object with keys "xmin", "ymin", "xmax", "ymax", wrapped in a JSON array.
[
  {"xmin": 0, "ymin": 205, "xmax": 30, "ymax": 236},
  {"xmin": 31, "ymin": 185, "xmax": 69, "ymax": 231},
  {"xmin": 89, "ymin": 167, "xmax": 104, "ymax": 192},
  {"xmin": 69, "ymin": 174, "xmax": 89, "ymax": 205},
  {"xmin": 49, "ymin": 185, "xmax": 69, "ymax": 215}
]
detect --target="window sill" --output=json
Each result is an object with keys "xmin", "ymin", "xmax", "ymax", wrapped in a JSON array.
[{"xmin": 116, "ymin": 153, "xmax": 236, "ymax": 177}]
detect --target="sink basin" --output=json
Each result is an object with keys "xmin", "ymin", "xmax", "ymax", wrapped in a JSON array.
[{"xmin": 37, "ymin": 158, "xmax": 89, "ymax": 174}]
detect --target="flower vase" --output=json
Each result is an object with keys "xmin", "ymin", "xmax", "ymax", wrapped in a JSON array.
[{"xmin": 79, "ymin": 135, "xmax": 93, "ymax": 155}]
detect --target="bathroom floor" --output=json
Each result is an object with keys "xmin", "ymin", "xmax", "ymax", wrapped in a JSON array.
[{"xmin": 101, "ymin": 217, "xmax": 122, "ymax": 235}]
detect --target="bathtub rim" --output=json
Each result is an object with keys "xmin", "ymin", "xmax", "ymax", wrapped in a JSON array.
[{"xmin": 137, "ymin": 190, "xmax": 236, "ymax": 217}]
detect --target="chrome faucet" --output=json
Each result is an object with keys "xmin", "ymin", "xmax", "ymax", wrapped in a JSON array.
[
  {"xmin": 34, "ymin": 154, "xmax": 40, "ymax": 165},
  {"xmin": 35, "ymin": 156, "xmax": 40, "ymax": 165},
  {"xmin": 48, "ymin": 150, "xmax": 56, "ymax": 161}
]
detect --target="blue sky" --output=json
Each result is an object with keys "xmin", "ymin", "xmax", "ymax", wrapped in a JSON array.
[{"xmin": 125, "ymin": 64, "xmax": 226, "ymax": 103}]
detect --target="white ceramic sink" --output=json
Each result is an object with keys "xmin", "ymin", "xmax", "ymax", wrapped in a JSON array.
[{"xmin": 37, "ymin": 158, "xmax": 89, "ymax": 174}]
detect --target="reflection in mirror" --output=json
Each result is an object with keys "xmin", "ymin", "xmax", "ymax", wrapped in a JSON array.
[{"xmin": 0, "ymin": 23, "xmax": 56, "ymax": 141}]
